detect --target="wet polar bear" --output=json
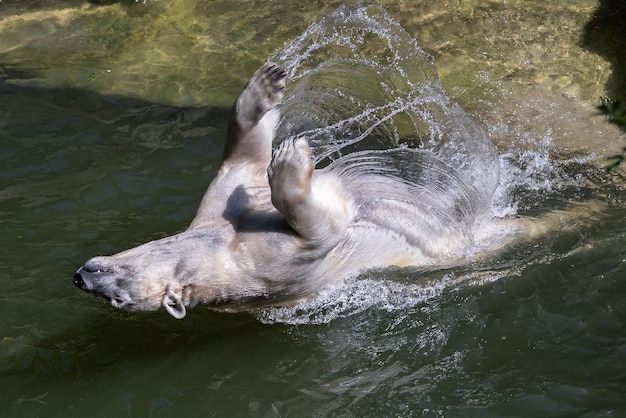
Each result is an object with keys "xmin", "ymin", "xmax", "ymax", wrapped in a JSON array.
[{"xmin": 73, "ymin": 63, "xmax": 577, "ymax": 319}]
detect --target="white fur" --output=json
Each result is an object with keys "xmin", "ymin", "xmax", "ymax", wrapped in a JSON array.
[{"xmin": 73, "ymin": 63, "xmax": 604, "ymax": 318}]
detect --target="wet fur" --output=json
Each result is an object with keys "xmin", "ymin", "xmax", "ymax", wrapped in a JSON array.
[{"xmin": 73, "ymin": 63, "xmax": 602, "ymax": 318}]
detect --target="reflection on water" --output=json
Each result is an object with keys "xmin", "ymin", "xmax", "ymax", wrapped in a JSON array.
[{"xmin": 1, "ymin": 1, "xmax": 625, "ymax": 417}]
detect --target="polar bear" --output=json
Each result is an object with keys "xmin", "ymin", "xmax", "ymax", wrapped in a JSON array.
[{"xmin": 72, "ymin": 62, "xmax": 595, "ymax": 319}]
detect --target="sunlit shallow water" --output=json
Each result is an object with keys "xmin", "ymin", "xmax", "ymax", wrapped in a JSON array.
[{"xmin": 1, "ymin": 1, "xmax": 625, "ymax": 417}]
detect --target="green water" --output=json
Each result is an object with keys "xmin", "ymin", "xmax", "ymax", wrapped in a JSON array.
[{"xmin": 1, "ymin": 1, "xmax": 625, "ymax": 416}]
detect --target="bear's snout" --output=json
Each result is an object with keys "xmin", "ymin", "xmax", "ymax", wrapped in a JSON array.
[
  {"xmin": 72, "ymin": 257, "xmax": 115, "ymax": 292},
  {"xmin": 73, "ymin": 261, "xmax": 135, "ymax": 309}
]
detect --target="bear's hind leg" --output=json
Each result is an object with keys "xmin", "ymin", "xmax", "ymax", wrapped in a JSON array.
[{"xmin": 268, "ymin": 136, "xmax": 353, "ymax": 248}]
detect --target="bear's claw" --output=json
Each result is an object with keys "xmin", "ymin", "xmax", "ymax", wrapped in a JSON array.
[{"xmin": 236, "ymin": 62, "xmax": 287, "ymax": 123}]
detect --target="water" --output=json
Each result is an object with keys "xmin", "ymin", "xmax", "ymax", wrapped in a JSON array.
[{"xmin": 1, "ymin": 1, "xmax": 625, "ymax": 417}]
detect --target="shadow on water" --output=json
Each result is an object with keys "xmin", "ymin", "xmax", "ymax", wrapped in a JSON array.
[
  {"xmin": 0, "ymin": 75, "xmax": 229, "ymax": 220},
  {"xmin": 0, "ymin": 77, "xmax": 231, "ymax": 144},
  {"xmin": 581, "ymin": 0, "xmax": 626, "ymax": 104},
  {"xmin": 581, "ymin": 1, "xmax": 626, "ymax": 169}
]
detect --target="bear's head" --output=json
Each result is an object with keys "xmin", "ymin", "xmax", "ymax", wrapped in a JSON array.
[{"xmin": 73, "ymin": 227, "xmax": 228, "ymax": 319}]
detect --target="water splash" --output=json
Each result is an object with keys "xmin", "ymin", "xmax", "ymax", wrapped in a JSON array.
[
  {"xmin": 255, "ymin": 4, "xmax": 597, "ymax": 325},
  {"xmin": 272, "ymin": 4, "xmax": 499, "ymax": 216},
  {"xmin": 491, "ymin": 131, "xmax": 595, "ymax": 217},
  {"xmin": 253, "ymin": 273, "xmax": 451, "ymax": 325}
]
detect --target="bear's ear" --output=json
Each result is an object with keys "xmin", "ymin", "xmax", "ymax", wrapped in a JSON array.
[{"xmin": 162, "ymin": 289, "xmax": 186, "ymax": 319}]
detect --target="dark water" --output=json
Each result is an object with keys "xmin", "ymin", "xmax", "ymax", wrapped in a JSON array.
[{"xmin": 1, "ymin": 1, "xmax": 625, "ymax": 417}]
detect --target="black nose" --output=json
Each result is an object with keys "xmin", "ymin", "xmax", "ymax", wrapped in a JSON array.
[{"xmin": 73, "ymin": 272, "xmax": 86, "ymax": 289}]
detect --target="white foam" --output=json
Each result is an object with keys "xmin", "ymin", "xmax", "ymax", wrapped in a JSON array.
[
  {"xmin": 252, "ymin": 274, "xmax": 451, "ymax": 325},
  {"xmin": 491, "ymin": 146, "xmax": 554, "ymax": 217}
]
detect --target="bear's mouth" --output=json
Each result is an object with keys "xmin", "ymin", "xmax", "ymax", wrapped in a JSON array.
[{"xmin": 73, "ymin": 268, "xmax": 133, "ymax": 309}]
